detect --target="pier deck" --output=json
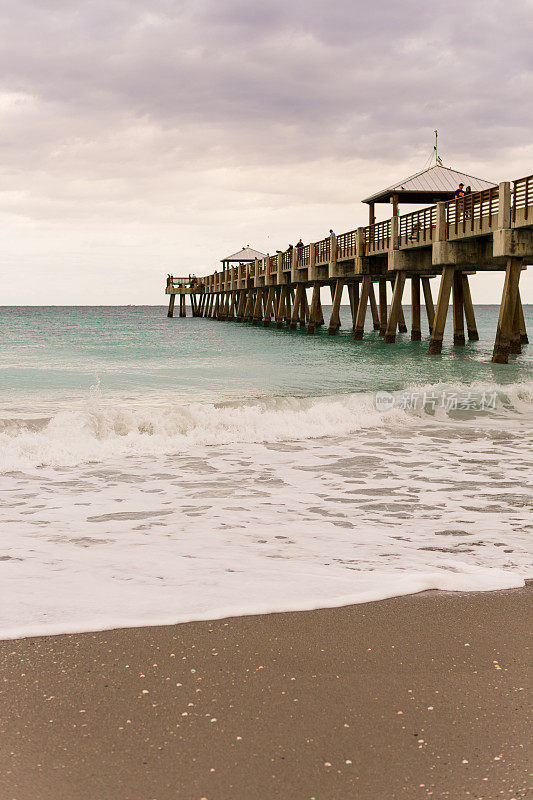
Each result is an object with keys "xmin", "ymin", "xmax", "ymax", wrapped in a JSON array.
[{"xmin": 165, "ymin": 175, "xmax": 532, "ymax": 363}]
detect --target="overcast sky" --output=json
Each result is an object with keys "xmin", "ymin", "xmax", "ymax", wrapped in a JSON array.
[{"xmin": 1, "ymin": 0, "xmax": 532, "ymax": 304}]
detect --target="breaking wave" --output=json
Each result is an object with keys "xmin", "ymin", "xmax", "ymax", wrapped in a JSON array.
[{"xmin": 1, "ymin": 380, "xmax": 532, "ymax": 472}]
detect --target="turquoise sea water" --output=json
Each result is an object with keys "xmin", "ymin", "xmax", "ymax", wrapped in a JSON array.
[
  {"xmin": 0, "ymin": 304, "xmax": 532, "ymax": 639},
  {"xmin": 1, "ymin": 305, "xmax": 531, "ymax": 403}
]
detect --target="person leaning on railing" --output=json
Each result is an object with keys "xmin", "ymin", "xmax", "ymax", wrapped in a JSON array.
[
  {"xmin": 454, "ymin": 183, "xmax": 465, "ymax": 221},
  {"xmin": 464, "ymin": 186, "xmax": 472, "ymax": 219}
]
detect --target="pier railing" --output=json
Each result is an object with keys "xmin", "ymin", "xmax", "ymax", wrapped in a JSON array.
[
  {"xmin": 445, "ymin": 186, "xmax": 499, "ymax": 236},
  {"xmin": 314, "ymin": 238, "xmax": 331, "ymax": 264},
  {"xmin": 512, "ymin": 173, "xmax": 532, "ymax": 222},
  {"xmin": 282, "ymin": 250, "xmax": 292, "ymax": 270},
  {"xmin": 169, "ymin": 276, "xmax": 194, "ymax": 288},
  {"xmin": 365, "ymin": 219, "xmax": 390, "ymax": 252},
  {"xmin": 336, "ymin": 229, "xmax": 357, "ymax": 259},
  {"xmin": 399, "ymin": 206, "xmax": 436, "ymax": 246},
  {"xmin": 269, "ymin": 255, "xmax": 278, "ymax": 274},
  {"xmin": 297, "ymin": 244, "xmax": 310, "ymax": 266}
]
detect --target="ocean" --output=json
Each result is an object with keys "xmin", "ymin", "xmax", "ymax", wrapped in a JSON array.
[{"xmin": 1, "ymin": 304, "xmax": 532, "ymax": 639}]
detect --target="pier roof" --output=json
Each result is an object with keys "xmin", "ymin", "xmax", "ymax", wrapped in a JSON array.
[
  {"xmin": 363, "ymin": 164, "xmax": 496, "ymax": 206},
  {"xmin": 222, "ymin": 246, "xmax": 266, "ymax": 263}
]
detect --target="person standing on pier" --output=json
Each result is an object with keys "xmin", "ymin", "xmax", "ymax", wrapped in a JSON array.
[
  {"xmin": 464, "ymin": 186, "xmax": 472, "ymax": 218},
  {"xmin": 329, "ymin": 229, "xmax": 336, "ymax": 238},
  {"xmin": 455, "ymin": 183, "xmax": 465, "ymax": 221}
]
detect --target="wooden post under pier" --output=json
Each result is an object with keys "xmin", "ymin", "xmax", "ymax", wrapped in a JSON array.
[
  {"xmin": 428, "ymin": 266, "xmax": 454, "ymax": 354},
  {"xmin": 243, "ymin": 289, "xmax": 255, "ymax": 322},
  {"xmin": 263, "ymin": 287, "xmax": 276, "ymax": 327},
  {"xmin": 421, "ymin": 277, "xmax": 435, "ymax": 334},
  {"xmin": 275, "ymin": 286, "xmax": 287, "ymax": 328},
  {"xmin": 492, "ymin": 258, "xmax": 522, "ymax": 363},
  {"xmin": 510, "ymin": 294, "xmax": 522, "ymax": 354},
  {"xmin": 518, "ymin": 292, "xmax": 529, "ymax": 343},
  {"xmin": 378, "ymin": 278, "xmax": 387, "ymax": 336},
  {"xmin": 411, "ymin": 275, "xmax": 421, "ymax": 341},
  {"xmin": 368, "ymin": 283, "xmax": 380, "ymax": 331},
  {"xmin": 252, "ymin": 288, "xmax": 264, "ymax": 325},
  {"xmin": 307, "ymin": 283, "xmax": 321, "ymax": 334},
  {"xmin": 354, "ymin": 276, "xmax": 371, "ymax": 340},
  {"xmin": 299, "ymin": 289, "xmax": 309, "ymax": 329},
  {"xmin": 461, "ymin": 275, "xmax": 479, "ymax": 341},
  {"xmin": 167, "ymin": 294, "xmax": 175, "ymax": 318},
  {"xmin": 384, "ymin": 273, "xmax": 406, "ymax": 344},
  {"xmin": 327, "ymin": 279, "xmax": 344, "ymax": 335},
  {"xmin": 290, "ymin": 285, "xmax": 304, "ymax": 330},
  {"xmin": 452, "ymin": 271, "xmax": 466, "ymax": 346}
]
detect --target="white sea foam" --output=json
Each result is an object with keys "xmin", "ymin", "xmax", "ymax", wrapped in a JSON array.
[
  {"xmin": 1, "ymin": 382, "xmax": 531, "ymax": 639},
  {"xmin": 0, "ymin": 380, "xmax": 531, "ymax": 472}
]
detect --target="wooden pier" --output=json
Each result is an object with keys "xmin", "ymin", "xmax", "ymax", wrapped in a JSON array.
[{"xmin": 165, "ymin": 171, "xmax": 532, "ymax": 364}]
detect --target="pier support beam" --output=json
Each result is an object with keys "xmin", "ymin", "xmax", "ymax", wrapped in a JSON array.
[
  {"xmin": 244, "ymin": 290, "xmax": 254, "ymax": 322},
  {"xmin": 263, "ymin": 287, "xmax": 276, "ymax": 327},
  {"xmin": 397, "ymin": 304, "xmax": 408, "ymax": 334},
  {"xmin": 218, "ymin": 293, "xmax": 226, "ymax": 320},
  {"xmin": 510, "ymin": 295, "xmax": 522, "ymax": 355},
  {"xmin": 290, "ymin": 285, "xmax": 304, "ymax": 330},
  {"xmin": 167, "ymin": 294, "xmax": 175, "ymax": 318},
  {"xmin": 180, "ymin": 294, "xmax": 186, "ymax": 318},
  {"xmin": 378, "ymin": 278, "xmax": 387, "ymax": 336},
  {"xmin": 354, "ymin": 277, "xmax": 371, "ymax": 340},
  {"xmin": 492, "ymin": 258, "xmax": 522, "ymax": 363},
  {"xmin": 428, "ymin": 266, "xmax": 454, "ymax": 354},
  {"xmin": 307, "ymin": 283, "xmax": 321, "ymax": 334},
  {"xmin": 227, "ymin": 292, "xmax": 234, "ymax": 320},
  {"xmin": 421, "ymin": 277, "xmax": 435, "ymax": 334},
  {"xmin": 275, "ymin": 286, "xmax": 287, "ymax": 328},
  {"xmin": 347, "ymin": 283, "xmax": 358, "ymax": 334},
  {"xmin": 223, "ymin": 292, "xmax": 231, "ymax": 320},
  {"xmin": 327, "ymin": 279, "xmax": 344, "ymax": 335},
  {"xmin": 236, "ymin": 290, "xmax": 247, "ymax": 321},
  {"xmin": 299, "ymin": 289, "xmax": 309, "ymax": 329},
  {"xmin": 518, "ymin": 292, "xmax": 529, "ymax": 344},
  {"xmin": 368, "ymin": 283, "xmax": 380, "ymax": 331},
  {"xmin": 252, "ymin": 288, "xmax": 264, "ymax": 325},
  {"xmin": 461, "ymin": 275, "xmax": 478, "ymax": 341},
  {"xmin": 452, "ymin": 271, "xmax": 466, "ymax": 346},
  {"xmin": 384, "ymin": 273, "xmax": 406, "ymax": 343},
  {"xmin": 389, "ymin": 278, "xmax": 407, "ymax": 333},
  {"xmin": 316, "ymin": 291, "xmax": 324, "ymax": 326},
  {"xmin": 411, "ymin": 276, "xmax": 421, "ymax": 341}
]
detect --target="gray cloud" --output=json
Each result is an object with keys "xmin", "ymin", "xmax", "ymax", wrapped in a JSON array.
[{"xmin": 0, "ymin": 0, "xmax": 531, "ymax": 302}]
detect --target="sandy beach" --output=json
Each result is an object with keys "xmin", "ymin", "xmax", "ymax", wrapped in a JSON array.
[{"xmin": 0, "ymin": 586, "xmax": 531, "ymax": 800}]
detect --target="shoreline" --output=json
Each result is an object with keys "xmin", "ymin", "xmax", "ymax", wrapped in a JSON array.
[{"xmin": 1, "ymin": 586, "xmax": 531, "ymax": 799}]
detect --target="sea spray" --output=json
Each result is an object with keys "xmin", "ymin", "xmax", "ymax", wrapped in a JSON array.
[{"xmin": 1, "ymin": 380, "xmax": 531, "ymax": 472}]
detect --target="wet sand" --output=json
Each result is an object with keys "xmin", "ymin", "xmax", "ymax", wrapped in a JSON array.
[{"xmin": 0, "ymin": 587, "xmax": 531, "ymax": 800}]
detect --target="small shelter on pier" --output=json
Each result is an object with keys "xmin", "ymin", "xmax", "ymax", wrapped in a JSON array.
[
  {"xmin": 221, "ymin": 246, "xmax": 266, "ymax": 270},
  {"xmin": 363, "ymin": 164, "xmax": 496, "ymax": 223}
]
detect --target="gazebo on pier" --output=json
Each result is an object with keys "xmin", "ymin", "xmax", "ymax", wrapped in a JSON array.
[
  {"xmin": 221, "ymin": 246, "xmax": 266, "ymax": 270},
  {"xmin": 363, "ymin": 163, "xmax": 497, "ymax": 223}
]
